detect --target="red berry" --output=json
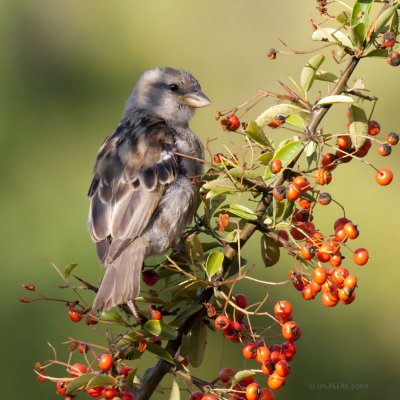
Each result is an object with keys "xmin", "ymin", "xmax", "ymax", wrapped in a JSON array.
[
  {"xmin": 286, "ymin": 182, "xmax": 301, "ymax": 202},
  {"xmin": 235, "ymin": 294, "xmax": 248, "ymax": 309},
  {"xmin": 337, "ymin": 135, "xmax": 352, "ymax": 151},
  {"xmin": 274, "ymin": 301, "xmax": 293, "ymax": 319},
  {"xmin": 281, "ymin": 341, "xmax": 297, "ymax": 361},
  {"xmin": 353, "ymin": 248, "xmax": 369, "ymax": 266},
  {"xmin": 270, "ymin": 159, "xmax": 283, "ymax": 174},
  {"xmin": 201, "ymin": 395, "xmax": 218, "ymax": 400},
  {"xmin": 368, "ymin": 120, "xmax": 380, "ymax": 136},
  {"xmin": 120, "ymin": 392, "xmax": 135, "ymax": 400},
  {"xmin": 272, "ymin": 185, "xmax": 287, "ymax": 202},
  {"xmin": 86, "ymin": 386, "xmax": 104, "ymax": 397},
  {"xmin": 214, "ymin": 315, "xmax": 230, "ymax": 331},
  {"xmin": 375, "ymin": 168, "xmax": 393, "ymax": 186},
  {"xmin": 321, "ymin": 291, "xmax": 339, "ymax": 307},
  {"xmin": 386, "ymin": 132, "xmax": 399, "ymax": 145},
  {"xmin": 189, "ymin": 392, "xmax": 203, "ymax": 400},
  {"xmin": 281, "ymin": 321, "xmax": 301, "ymax": 341},
  {"xmin": 213, "ymin": 153, "xmax": 223, "ymax": 163},
  {"xmin": 256, "ymin": 346, "xmax": 271, "ymax": 364},
  {"xmin": 315, "ymin": 168, "xmax": 332, "ymax": 185},
  {"xmin": 246, "ymin": 382, "xmax": 261, "ymax": 400},
  {"xmin": 102, "ymin": 387, "xmax": 118, "ymax": 399},
  {"xmin": 242, "ymin": 343, "xmax": 257, "ymax": 360},
  {"xmin": 68, "ymin": 363, "xmax": 87, "ymax": 377},
  {"xmin": 300, "ymin": 243, "xmax": 315, "ymax": 260},
  {"xmin": 292, "ymin": 175, "xmax": 310, "ymax": 192},
  {"xmin": 378, "ymin": 143, "xmax": 392, "ymax": 156},
  {"xmin": 381, "ymin": 31, "xmax": 396, "ymax": 48},
  {"xmin": 219, "ymin": 368, "xmax": 235, "ymax": 383},
  {"xmin": 142, "ymin": 270, "xmax": 159, "ymax": 286},
  {"xmin": 313, "ymin": 267, "xmax": 327, "ymax": 285},
  {"xmin": 268, "ymin": 114, "xmax": 286, "ymax": 128},
  {"xmin": 98, "ymin": 354, "xmax": 113, "ymax": 371},
  {"xmin": 343, "ymin": 222, "xmax": 359, "ymax": 239},
  {"xmin": 321, "ymin": 153, "xmax": 337, "ymax": 170},
  {"xmin": 259, "ymin": 388, "xmax": 275, "ymax": 400},
  {"xmin": 302, "ymin": 284, "xmax": 316, "ymax": 300},
  {"xmin": 387, "ymin": 50, "xmax": 400, "ymax": 66},
  {"xmin": 267, "ymin": 372, "xmax": 285, "ymax": 390},
  {"xmin": 275, "ymin": 359, "xmax": 290, "ymax": 377},
  {"xmin": 56, "ymin": 381, "xmax": 68, "ymax": 396},
  {"xmin": 68, "ymin": 310, "xmax": 82, "ymax": 323},
  {"xmin": 224, "ymin": 114, "xmax": 241, "ymax": 131}
]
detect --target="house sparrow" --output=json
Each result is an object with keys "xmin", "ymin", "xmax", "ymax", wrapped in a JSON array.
[{"xmin": 88, "ymin": 67, "xmax": 210, "ymax": 311}]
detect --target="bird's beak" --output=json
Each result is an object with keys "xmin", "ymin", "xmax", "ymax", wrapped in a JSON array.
[{"xmin": 180, "ymin": 90, "xmax": 211, "ymax": 108}]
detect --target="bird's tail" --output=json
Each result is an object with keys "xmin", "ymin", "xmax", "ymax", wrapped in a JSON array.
[{"xmin": 93, "ymin": 241, "xmax": 145, "ymax": 311}]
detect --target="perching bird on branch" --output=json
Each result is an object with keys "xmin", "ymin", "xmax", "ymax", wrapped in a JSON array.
[{"xmin": 88, "ymin": 67, "xmax": 210, "ymax": 312}]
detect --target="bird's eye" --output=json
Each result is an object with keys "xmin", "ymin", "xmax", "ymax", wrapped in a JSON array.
[{"xmin": 169, "ymin": 83, "xmax": 179, "ymax": 92}]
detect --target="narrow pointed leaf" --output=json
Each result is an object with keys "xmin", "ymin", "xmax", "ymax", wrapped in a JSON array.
[
  {"xmin": 228, "ymin": 166, "xmax": 263, "ymax": 180},
  {"xmin": 261, "ymin": 234, "xmax": 280, "ymax": 267},
  {"xmin": 348, "ymin": 104, "xmax": 368, "ymax": 149},
  {"xmin": 285, "ymin": 114, "xmax": 307, "ymax": 129},
  {"xmin": 245, "ymin": 121, "xmax": 271, "ymax": 146},
  {"xmin": 227, "ymin": 204, "xmax": 258, "ymax": 220},
  {"xmin": 170, "ymin": 304, "xmax": 203, "ymax": 326},
  {"xmin": 256, "ymin": 104, "xmax": 310, "ymax": 128},
  {"xmin": 374, "ymin": 4, "xmax": 399, "ymax": 36},
  {"xmin": 66, "ymin": 373, "xmax": 96, "ymax": 394},
  {"xmin": 312, "ymin": 28, "xmax": 353, "ymax": 48},
  {"xmin": 233, "ymin": 370, "xmax": 256, "ymax": 384},
  {"xmin": 64, "ymin": 263, "xmax": 78, "ymax": 279},
  {"xmin": 206, "ymin": 251, "xmax": 224, "ymax": 279},
  {"xmin": 305, "ymin": 140, "xmax": 318, "ymax": 169},
  {"xmin": 144, "ymin": 320, "xmax": 178, "ymax": 340},
  {"xmin": 350, "ymin": 0, "xmax": 372, "ymax": 45},
  {"xmin": 188, "ymin": 319, "xmax": 207, "ymax": 368},
  {"xmin": 300, "ymin": 54, "xmax": 325, "ymax": 94},
  {"xmin": 258, "ymin": 151, "xmax": 273, "ymax": 166},
  {"xmin": 146, "ymin": 342, "xmax": 175, "ymax": 364},
  {"xmin": 86, "ymin": 374, "xmax": 116, "ymax": 389},
  {"xmin": 314, "ymin": 70, "xmax": 339, "ymax": 83},
  {"xmin": 315, "ymin": 95, "xmax": 354, "ymax": 107}
]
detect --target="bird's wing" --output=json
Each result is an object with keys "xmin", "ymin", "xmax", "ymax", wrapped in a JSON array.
[{"xmin": 88, "ymin": 115, "xmax": 178, "ymax": 264}]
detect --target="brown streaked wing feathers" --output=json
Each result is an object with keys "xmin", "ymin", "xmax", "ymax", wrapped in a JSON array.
[{"xmin": 88, "ymin": 117, "xmax": 178, "ymax": 265}]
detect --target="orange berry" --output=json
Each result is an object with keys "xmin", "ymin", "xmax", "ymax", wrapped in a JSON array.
[
  {"xmin": 353, "ymin": 248, "xmax": 369, "ymax": 266},
  {"xmin": 375, "ymin": 168, "xmax": 393, "ymax": 186}
]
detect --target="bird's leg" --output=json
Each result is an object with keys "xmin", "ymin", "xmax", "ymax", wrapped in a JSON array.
[{"xmin": 127, "ymin": 299, "xmax": 145, "ymax": 324}]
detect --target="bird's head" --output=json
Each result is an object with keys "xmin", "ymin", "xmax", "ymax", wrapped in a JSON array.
[{"xmin": 124, "ymin": 67, "xmax": 211, "ymax": 125}]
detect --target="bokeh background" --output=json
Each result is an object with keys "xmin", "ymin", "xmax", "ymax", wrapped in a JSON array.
[{"xmin": 2, "ymin": 1, "xmax": 400, "ymax": 399}]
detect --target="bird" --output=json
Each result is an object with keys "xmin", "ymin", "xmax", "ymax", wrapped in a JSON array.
[{"xmin": 87, "ymin": 67, "xmax": 210, "ymax": 312}]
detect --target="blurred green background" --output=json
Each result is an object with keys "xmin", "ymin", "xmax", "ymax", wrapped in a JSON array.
[{"xmin": 2, "ymin": 1, "xmax": 400, "ymax": 399}]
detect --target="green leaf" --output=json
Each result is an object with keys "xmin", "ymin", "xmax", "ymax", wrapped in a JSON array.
[
  {"xmin": 311, "ymin": 28, "xmax": 354, "ymax": 48},
  {"xmin": 349, "ymin": 22, "xmax": 366, "ymax": 47},
  {"xmin": 99, "ymin": 311, "xmax": 124, "ymax": 322},
  {"xmin": 258, "ymin": 151, "xmax": 273, "ymax": 166},
  {"xmin": 66, "ymin": 373, "xmax": 96, "ymax": 394},
  {"xmin": 170, "ymin": 304, "xmax": 203, "ymax": 326},
  {"xmin": 374, "ymin": 4, "xmax": 400, "ymax": 36},
  {"xmin": 245, "ymin": 121, "xmax": 271, "ymax": 146},
  {"xmin": 300, "ymin": 54, "xmax": 325, "ymax": 95},
  {"xmin": 264, "ymin": 140, "xmax": 304, "ymax": 184},
  {"xmin": 256, "ymin": 104, "xmax": 310, "ymax": 128},
  {"xmin": 233, "ymin": 370, "xmax": 256, "ymax": 385},
  {"xmin": 350, "ymin": 0, "xmax": 372, "ymax": 46},
  {"xmin": 363, "ymin": 48, "xmax": 390, "ymax": 58},
  {"xmin": 305, "ymin": 140, "xmax": 318, "ymax": 169},
  {"xmin": 126, "ymin": 368, "xmax": 138, "ymax": 388},
  {"xmin": 146, "ymin": 342, "xmax": 175, "ymax": 364},
  {"xmin": 227, "ymin": 204, "xmax": 258, "ymax": 221},
  {"xmin": 315, "ymin": 95, "xmax": 354, "ymax": 107},
  {"xmin": 144, "ymin": 320, "xmax": 178, "ymax": 340},
  {"xmin": 272, "ymin": 197, "xmax": 285, "ymax": 224},
  {"xmin": 63, "ymin": 262, "xmax": 78, "ymax": 279},
  {"xmin": 228, "ymin": 166, "xmax": 263, "ymax": 180},
  {"xmin": 285, "ymin": 114, "xmax": 307, "ymax": 129},
  {"xmin": 314, "ymin": 70, "xmax": 339, "ymax": 83},
  {"xmin": 261, "ymin": 234, "xmax": 280, "ymax": 267},
  {"xmin": 188, "ymin": 319, "xmax": 207, "ymax": 368},
  {"xmin": 86, "ymin": 374, "xmax": 116, "ymax": 389},
  {"xmin": 206, "ymin": 251, "xmax": 224, "ymax": 279},
  {"xmin": 169, "ymin": 378, "xmax": 180, "ymax": 400},
  {"xmin": 202, "ymin": 178, "xmax": 243, "ymax": 198},
  {"xmin": 348, "ymin": 104, "xmax": 368, "ymax": 149},
  {"xmin": 282, "ymin": 200, "xmax": 295, "ymax": 221}
]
